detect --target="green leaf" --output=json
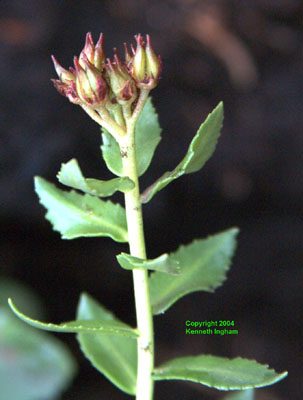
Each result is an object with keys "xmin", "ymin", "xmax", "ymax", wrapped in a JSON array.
[
  {"xmin": 57, "ymin": 158, "xmax": 134, "ymax": 196},
  {"xmin": 150, "ymin": 228, "xmax": 239, "ymax": 315},
  {"xmin": 141, "ymin": 102, "xmax": 223, "ymax": 203},
  {"xmin": 8, "ymin": 299, "xmax": 138, "ymax": 338},
  {"xmin": 101, "ymin": 97, "xmax": 161, "ymax": 177},
  {"xmin": 76, "ymin": 293, "xmax": 137, "ymax": 395},
  {"xmin": 0, "ymin": 308, "xmax": 76, "ymax": 400},
  {"xmin": 34, "ymin": 176, "xmax": 128, "ymax": 242},
  {"xmin": 224, "ymin": 389, "xmax": 254, "ymax": 400},
  {"xmin": 153, "ymin": 355, "xmax": 287, "ymax": 390},
  {"xmin": 117, "ymin": 252, "xmax": 180, "ymax": 275}
]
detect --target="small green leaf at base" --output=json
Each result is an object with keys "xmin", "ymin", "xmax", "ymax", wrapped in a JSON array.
[
  {"xmin": 34, "ymin": 176, "xmax": 128, "ymax": 242},
  {"xmin": 117, "ymin": 252, "xmax": 180, "ymax": 275},
  {"xmin": 153, "ymin": 355, "xmax": 287, "ymax": 390},
  {"xmin": 141, "ymin": 102, "xmax": 223, "ymax": 203},
  {"xmin": 76, "ymin": 293, "xmax": 137, "ymax": 395},
  {"xmin": 150, "ymin": 228, "xmax": 239, "ymax": 315},
  {"xmin": 101, "ymin": 97, "xmax": 161, "ymax": 177},
  {"xmin": 57, "ymin": 158, "xmax": 134, "ymax": 196},
  {"xmin": 8, "ymin": 299, "xmax": 138, "ymax": 337}
]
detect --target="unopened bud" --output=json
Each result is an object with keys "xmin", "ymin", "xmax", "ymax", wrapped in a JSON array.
[
  {"xmin": 94, "ymin": 33, "xmax": 105, "ymax": 70},
  {"xmin": 79, "ymin": 32, "xmax": 105, "ymax": 71},
  {"xmin": 132, "ymin": 34, "xmax": 146, "ymax": 82},
  {"xmin": 52, "ymin": 55, "xmax": 75, "ymax": 84},
  {"xmin": 106, "ymin": 55, "xmax": 137, "ymax": 104},
  {"xmin": 145, "ymin": 35, "xmax": 161, "ymax": 79},
  {"xmin": 130, "ymin": 34, "xmax": 161, "ymax": 89},
  {"xmin": 74, "ymin": 56, "xmax": 108, "ymax": 106},
  {"xmin": 124, "ymin": 43, "xmax": 134, "ymax": 68}
]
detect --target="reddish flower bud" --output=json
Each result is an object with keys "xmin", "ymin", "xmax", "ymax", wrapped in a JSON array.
[
  {"xmin": 51, "ymin": 56, "xmax": 81, "ymax": 104},
  {"xmin": 94, "ymin": 33, "xmax": 106, "ymax": 70},
  {"xmin": 52, "ymin": 55, "xmax": 75, "ymax": 84},
  {"xmin": 74, "ymin": 56, "xmax": 108, "ymax": 106},
  {"xmin": 105, "ymin": 54, "xmax": 137, "ymax": 105},
  {"xmin": 79, "ymin": 32, "xmax": 105, "ymax": 71},
  {"xmin": 145, "ymin": 35, "xmax": 161, "ymax": 81},
  {"xmin": 132, "ymin": 34, "xmax": 146, "ymax": 83},
  {"xmin": 124, "ymin": 43, "xmax": 133, "ymax": 68},
  {"xmin": 130, "ymin": 34, "xmax": 161, "ymax": 89}
]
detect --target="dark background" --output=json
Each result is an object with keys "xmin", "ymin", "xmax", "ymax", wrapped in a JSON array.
[{"xmin": 1, "ymin": 0, "xmax": 302, "ymax": 399}]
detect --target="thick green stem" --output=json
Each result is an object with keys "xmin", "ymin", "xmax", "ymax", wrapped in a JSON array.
[{"xmin": 121, "ymin": 89, "xmax": 154, "ymax": 400}]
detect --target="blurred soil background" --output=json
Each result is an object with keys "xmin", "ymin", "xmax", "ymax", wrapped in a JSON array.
[{"xmin": 0, "ymin": 0, "xmax": 302, "ymax": 399}]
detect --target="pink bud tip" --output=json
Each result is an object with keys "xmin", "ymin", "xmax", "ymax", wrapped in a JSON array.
[
  {"xmin": 95, "ymin": 33, "xmax": 104, "ymax": 49},
  {"xmin": 135, "ymin": 34, "xmax": 145, "ymax": 48},
  {"xmin": 85, "ymin": 32, "xmax": 94, "ymax": 46},
  {"xmin": 73, "ymin": 56, "xmax": 82, "ymax": 72}
]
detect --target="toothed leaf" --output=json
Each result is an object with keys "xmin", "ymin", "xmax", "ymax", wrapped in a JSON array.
[
  {"xmin": 141, "ymin": 102, "xmax": 223, "ymax": 203},
  {"xmin": 34, "ymin": 177, "xmax": 128, "ymax": 242},
  {"xmin": 57, "ymin": 158, "xmax": 134, "ymax": 196},
  {"xmin": 153, "ymin": 355, "xmax": 287, "ymax": 390},
  {"xmin": 150, "ymin": 228, "xmax": 238, "ymax": 315}
]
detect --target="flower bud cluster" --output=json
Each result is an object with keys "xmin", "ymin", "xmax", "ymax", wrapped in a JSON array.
[{"xmin": 52, "ymin": 32, "xmax": 161, "ymax": 109}]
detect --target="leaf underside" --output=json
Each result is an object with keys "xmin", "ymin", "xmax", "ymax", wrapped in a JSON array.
[
  {"xmin": 141, "ymin": 101, "xmax": 224, "ymax": 203},
  {"xmin": 8, "ymin": 299, "xmax": 138, "ymax": 337},
  {"xmin": 76, "ymin": 293, "xmax": 137, "ymax": 395},
  {"xmin": 153, "ymin": 355, "xmax": 288, "ymax": 390},
  {"xmin": 117, "ymin": 252, "xmax": 180, "ymax": 275},
  {"xmin": 150, "ymin": 228, "xmax": 239, "ymax": 315},
  {"xmin": 34, "ymin": 176, "xmax": 128, "ymax": 242},
  {"xmin": 101, "ymin": 97, "xmax": 162, "ymax": 177},
  {"xmin": 57, "ymin": 158, "xmax": 134, "ymax": 196}
]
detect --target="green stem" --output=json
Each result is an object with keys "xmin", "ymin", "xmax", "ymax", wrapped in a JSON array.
[
  {"xmin": 121, "ymin": 89, "xmax": 154, "ymax": 400},
  {"xmin": 81, "ymin": 105, "xmax": 126, "ymax": 140}
]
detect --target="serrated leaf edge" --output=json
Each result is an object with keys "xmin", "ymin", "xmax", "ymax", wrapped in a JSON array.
[
  {"xmin": 152, "ymin": 355, "xmax": 288, "ymax": 390},
  {"xmin": 34, "ymin": 177, "xmax": 128, "ymax": 242},
  {"xmin": 151, "ymin": 227, "xmax": 239, "ymax": 315},
  {"xmin": 8, "ymin": 298, "xmax": 138, "ymax": 337}
]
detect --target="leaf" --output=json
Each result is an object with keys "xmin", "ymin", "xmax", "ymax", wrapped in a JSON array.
[
  {"xmin": 57, "ymin": 158, "xmax": 134, "ymax": 196},
  {"xmin": 0, "ymin": 278, "xmax": 44, "ymax": 319},
  {"xmin": 0, "ymin": 308, "xmax": 76, "ymax": 400},
  {"xmin": 76, "ymin": 293, "xmax": 137, "ymax": 395},
  {"xmin": 116, "ymin": 252, "xmax": 180, "ymax": 275},
  {"xmin": 153, "ymin": 355, "xmax": 287, "ymax": 390},
  {"xmin": 8, "ymin": 299, "xmax": 138, "ymax": 338},
  {"xmin": 101, "ymin": 97, "xmax": 161, "ymax": 177},
  {"xmin": 224, "ymin": 389, "xmax": 254, "ymax": 400},
  {"xmin": 34, "ymin": 176, "xmax": 128, "ymax": 242},
  {"xmin": 141, "ymin": 102, "xmax": 223, "ymax": 203},
  {"xmin": 150, "ymin": 228, "xmax": 239, "ymax": 315}
]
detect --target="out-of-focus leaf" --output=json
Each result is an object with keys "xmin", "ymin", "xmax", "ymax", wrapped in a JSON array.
[
  {"xmin": 141, "ymin": 102, "xmax": 223, "ymax": 203},
  {"xmin": 101, "ymin": 97, "xmax": 161, "ymax": 177},
  {"xmin": 0, "ymin": 279, "xmax": 44, "ymax": 319},
  {"xmin": 224, "ymin": 389, "xmax": 254, "ymax": 400},
  {"xmin": 116, "ymin": 252, "xmax": 180, "ymax": 275},
  {"xmin": 34, "ymin": 176, "xmax": 128, "ymax": 242},
  {"xmin": 57, "ymin": 158, "xmax": 134, "ymax": 196},
  {"xmin": 150, "ymin": 228, "xmax": 239, "ymax": 315},
  {"xmin": 153, "ymin": 355, "xmax": 287, "ymax": 390},
  {"xmin": 0, "ymin": 308, "xmax": 76, "ymax": 400},
  {"xmin": 76, "ymin": 293, "xmax": 137, "ymax": 395}
]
